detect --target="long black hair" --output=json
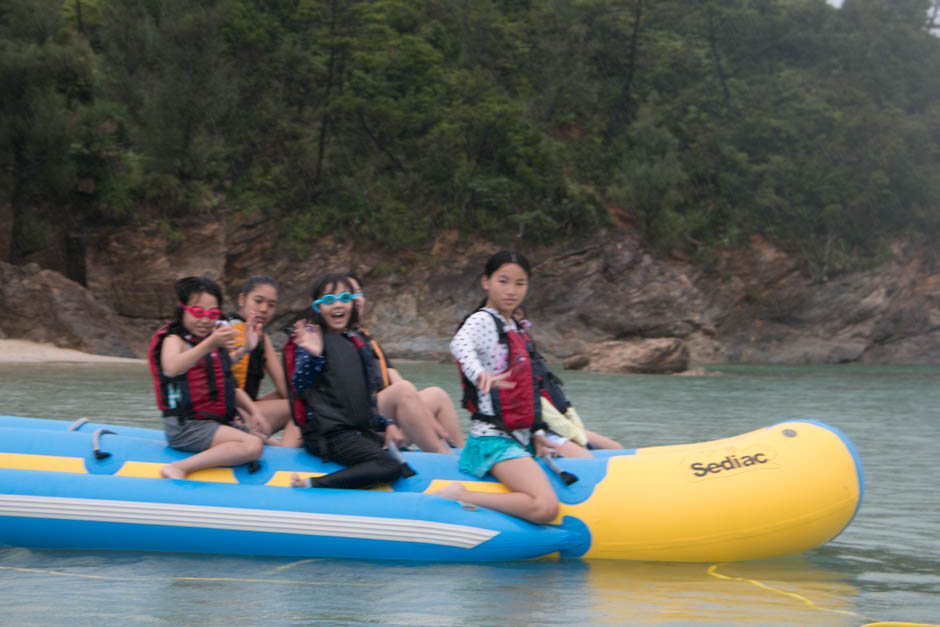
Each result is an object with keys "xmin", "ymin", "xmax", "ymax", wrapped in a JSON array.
[
  {"xmin": 309, "ymin": 273, "xmax": 359, "ymax": 331},
  {"xmin": 476, "ymin": 250, "xmax": 532, "ymax": 309},
  {"xmin": 172, "ymin": 276, "xmax": 223, "ymax": 326}
]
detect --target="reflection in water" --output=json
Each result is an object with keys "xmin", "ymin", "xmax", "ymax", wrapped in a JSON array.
[
  {"xmin": 581, "ymin": 558, "xmax": 859, "ymax": 625},
  {"xmin": 1, "ymin": 362, "xmax": 939, "ymax": 625},
  {"xmin": 0, "ymin": 550, "xmax": 869, "ymax": 625}
]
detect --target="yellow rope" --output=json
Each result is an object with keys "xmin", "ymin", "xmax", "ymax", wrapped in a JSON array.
[
  {"xmin": 267, "ymin": 558, "xmax": 320, "ymax": 573},
  {"xmin": 707, "ymin": 563, "xmax": 940, "ymax": 627}
]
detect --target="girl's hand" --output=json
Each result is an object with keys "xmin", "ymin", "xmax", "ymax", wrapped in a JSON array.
[
  {"xmin": 244, "ymin": 320, "xmax": 262, "ymax": 352},
  {"xmin": 293, "ymin": 320, "xmax": 323, "ymax": 355},
  {"xmin": 432, "ymin": 421, "xmax": 452, "ymax": 444},
  {"xmin": 236, "ymin": 406, "xmax": 269, "ymax": 438},
  {"xmin": 209, "ymin": 323, "xmax": 239, "ymax": 349},
  {"xmin": 383, "ymin": 424, "xmax": 407, "ymax": 449},
  {"xmin": 533, "ymin": 434, "xmax": 555, "ymax": 458},
  {"xmin": 476, "ymin": 371, "xmax": 515, "ymax": 394}
]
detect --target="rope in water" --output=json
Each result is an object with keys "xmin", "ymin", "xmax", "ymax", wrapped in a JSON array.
[
  {"xmin": 707, "ymin": 563, "xmax": 940, "ymax": 627},
  {"xmin": 2, "ymin": 560, "xmax": 937, "ymax": 624}
]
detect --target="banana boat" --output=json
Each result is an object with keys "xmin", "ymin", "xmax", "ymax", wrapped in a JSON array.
[{"xmin": 0, "ymin": 415, "xmax": 862, "ymax": 562}]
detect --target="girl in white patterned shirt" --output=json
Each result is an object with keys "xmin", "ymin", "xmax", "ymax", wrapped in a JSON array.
[{"xmin": 434, "ymin": 251, "xmax": 559, "ymax": 524}]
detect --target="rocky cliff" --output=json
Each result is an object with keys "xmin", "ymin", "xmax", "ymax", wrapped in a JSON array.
[{"xmin": 2, "ymin": 215, "xmax": 938, "ymax": 370}]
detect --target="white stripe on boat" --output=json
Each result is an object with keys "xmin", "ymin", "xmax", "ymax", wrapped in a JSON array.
[{"xmin": 0, "ymin": 494, "xmax": 499, "ymax": 548}]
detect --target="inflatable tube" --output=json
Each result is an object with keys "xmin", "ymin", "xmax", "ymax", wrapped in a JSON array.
[{"xmin": 0, "ymin": 415, "xmax": 862, "ymax": 562}]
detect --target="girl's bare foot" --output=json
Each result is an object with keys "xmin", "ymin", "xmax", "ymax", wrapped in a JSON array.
[
  {"xmin": 160, "ymin": 464, "xmax": 186, "ymax": 480},
  {"xmin": 290, "ymin": 472, "xmax": 310, "ymax": 488}
]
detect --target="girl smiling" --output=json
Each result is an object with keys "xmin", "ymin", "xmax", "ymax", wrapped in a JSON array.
[
  {"xmin": 149, "ymin": 276, "xmax": 266, "ymax": 479},
  {"xmin": 287, "ymin": 273, "xmax": 440, "ymax": 489}
]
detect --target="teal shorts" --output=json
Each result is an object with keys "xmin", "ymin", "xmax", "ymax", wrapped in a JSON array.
[{"xmin": 458, "ymin": 435, "xmax": 533, "ymax": 478}]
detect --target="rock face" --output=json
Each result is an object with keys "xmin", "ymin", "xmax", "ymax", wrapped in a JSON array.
[
  {"xmin": 4, "ymin": 218, "xmax": 939, "ymax": 370},
  {"xmin": 0, "ymin": 261, "xmax": 143, "ymax": 357},
  {"xmin": 564, "ymin": 338, "xmax": 690, "ymax": 374},
  {"xmin": 702, "ymin": 237, "xmax": 940, "ymax": 365}
]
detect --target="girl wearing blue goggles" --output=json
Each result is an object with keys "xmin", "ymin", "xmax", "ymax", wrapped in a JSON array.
[{"xmin": 312, "ymin": 291, "xmax": 362, "ymax": 313}]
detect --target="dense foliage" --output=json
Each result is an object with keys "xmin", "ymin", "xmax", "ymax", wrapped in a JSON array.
[{"xmin": 2, "ymin": 0, "xmax": 939, "ymax": 273}]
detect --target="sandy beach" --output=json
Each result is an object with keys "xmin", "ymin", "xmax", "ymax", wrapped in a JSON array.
[{"xmin": 0, "ymin": 339, "xmax": 144, "ymax": 364}]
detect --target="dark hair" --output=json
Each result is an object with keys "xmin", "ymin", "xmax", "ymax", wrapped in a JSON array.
[
  {"xmin": 483, "ymin": 250, "xmax": 531, "ymax": 279},
  {"xmin": 240, "ymin": 274, "xmax": 278, "ymax": 296},
  {"xmin": 476, "ymin": 250, "xmax": 532, "ymax": 309},
  {"xmin": 173, "ymin": 276, "xmax": 223, "ymax": 325},
  {"xmin": 309, "ymin": 273, "xmax": 359, "ymax": 331}
]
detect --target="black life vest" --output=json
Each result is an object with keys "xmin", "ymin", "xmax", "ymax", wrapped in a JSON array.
[
  {"xmin": 458, "ymin": 309, "xmax": 542, "ymax": 432},
  {"xmin": 226, "ymin": 312, "xmax": 266, "ymax": 400},
  {"xmin": 148, "ymin": 322, "xmax": 237, "ymax": 423},
  {"xmin": 283, "ymin": 328, "xmax": 385, "ymax": 438}
]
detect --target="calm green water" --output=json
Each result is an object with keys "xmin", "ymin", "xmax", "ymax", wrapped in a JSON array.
[{"xmin": 0, "ymin": 361, "xmax": 938, "ymax": 626}]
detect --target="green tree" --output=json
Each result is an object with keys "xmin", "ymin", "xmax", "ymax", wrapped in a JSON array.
[
  {"xmin": 97, "ymin": 0, "xmax": 236, "ymax": 212},
  {"xmin": 0, "ymin": 0, "xmax": 94, "ymax": 261}
]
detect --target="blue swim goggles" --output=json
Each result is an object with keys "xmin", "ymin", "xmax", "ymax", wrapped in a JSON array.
[{"xmin": 312, "ymin": 292, "xmax": 362, "ymax": 313}]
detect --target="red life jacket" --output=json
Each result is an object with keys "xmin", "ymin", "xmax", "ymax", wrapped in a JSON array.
[
  {"xmin": 459, "ymin": 310, "xmax": 541, "ymax": 431},
  {"xmin": 282, "ymin": 332, "xmax": 308, "ymax": 428},
  {"xmin": 148, "ymin": 322, "xmax": 237, "ymax": 423}
]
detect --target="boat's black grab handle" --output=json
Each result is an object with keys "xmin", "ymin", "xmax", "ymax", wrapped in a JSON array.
[
  {"xmin": 541, "ymin": 453, "xmax": 578, "ymax": 486},
  {"xmin": 386, "ymin": 441, "xmax": 417, "ymax": 478},
  {"xmin": 92, "ymin": 428, "xmax": 115, "ymax": 460}
]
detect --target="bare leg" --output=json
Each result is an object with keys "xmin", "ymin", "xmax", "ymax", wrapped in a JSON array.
[
  {"xmin": 584, "ymin": 429, "xmax": 624, "ymax": 449},
  {"xmin": 433, "ymin": 456, "xmax": 559, "ymax": 524},
  {"xmin": 253, "ymin": 399, "xmax": 292, "ymax": 436},
  {"xmin": 377, "ymin": 381, "xmax": 450, "ymax": 453},
  {"xmin": 161, "ymin": 425, "xmax": 263, "ymax": 479},
  {"xmin": 278, "ymin": 420, "xmax": 303, "ymax": 448},
  {"xmin": 418, "ymin": 386, "xmax": 465, "ymax": 447},
  {"xmin": 551, "ymin": 439, "xmax": 593, "ymax": 458}
]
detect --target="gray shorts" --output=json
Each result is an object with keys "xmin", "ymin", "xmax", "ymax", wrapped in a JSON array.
[{"xmin": 163, "ymin": 417, "xmax": 221, "ymax": 452}]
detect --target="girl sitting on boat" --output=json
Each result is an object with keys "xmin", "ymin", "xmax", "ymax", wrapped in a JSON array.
[
  {"xmin": 226, "ymin": 275, "xmax": 293, "ymax": 439},
  {"xmin": 149, "ymin": 276, "xmax": 266, "ymax": 479},
  {"xmin": 287, "ymin": 273, "xmax": 445, "ymax": 489},
  {"xmin": 435, "ymin": 251, "xmax": 559, "ymax": 524}
]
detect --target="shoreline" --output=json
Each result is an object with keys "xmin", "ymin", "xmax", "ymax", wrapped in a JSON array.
[{"xmin": 0, "ymin": 339, "xmax": 145, "ymax": 364}]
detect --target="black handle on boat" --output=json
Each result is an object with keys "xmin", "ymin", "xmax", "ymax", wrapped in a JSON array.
[
  {"xmin": 541, "ymin": 453, "xmax": 578, "ymax": 486},
  {"xmin": 92, "ymin": 428, "xmax": 115, "ymax": 460},
  {"xmin": 68, "ymin": 418, "xmax": 89, "ymax": 431},
  {"xmin": 386, "ymin": 441, "xmax": 417, "ymax": 478}
]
